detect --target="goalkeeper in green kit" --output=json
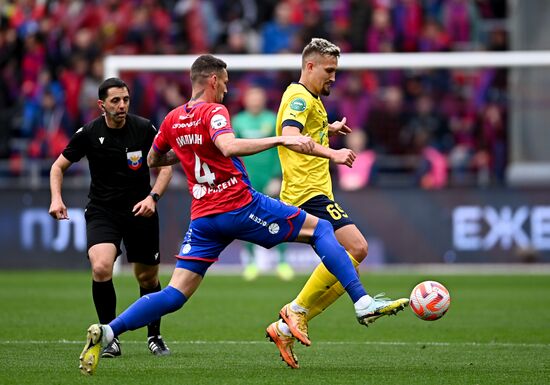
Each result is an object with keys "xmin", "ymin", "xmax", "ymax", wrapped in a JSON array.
[{"xmin": 232, "ymin": 85, "xmax": 294, "ymax": 281}]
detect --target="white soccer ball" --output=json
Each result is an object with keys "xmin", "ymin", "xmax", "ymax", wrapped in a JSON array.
[{"xmin": 409, "ymin": 280, "xmax": 450, "ymax": 321}]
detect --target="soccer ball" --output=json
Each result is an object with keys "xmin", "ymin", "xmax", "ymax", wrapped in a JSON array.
[{"xmin": 409, "ymin": 281, "xmax": 450, "ymax": 321}]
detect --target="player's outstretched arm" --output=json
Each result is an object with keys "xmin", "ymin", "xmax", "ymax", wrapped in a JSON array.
[
  {"xmin": 214, "ymin": 132, "xmax": 314, "ymax": 157},
  {"xmin": 282, "ymin": 125, "xmax": 356, "ymax": 167},
  {"xmin": 49, "ymin": 154, "xmax": 72, "ymax": 220}
]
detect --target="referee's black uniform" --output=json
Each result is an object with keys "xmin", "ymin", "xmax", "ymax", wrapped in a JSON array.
[{"xmin": 63, "ymin": 113, "xmax": 160, "ymax": 263}]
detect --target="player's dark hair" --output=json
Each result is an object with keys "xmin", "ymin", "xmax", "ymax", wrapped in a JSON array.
[
  {"xmin": 98, "ymin": 77, "xmax": 129, "ymax": 100},
  {"xmin": 301, "ymin": 38, "xmax": 340, "ymax": 68},
  {"xmin": 190, "ymin": 54, "xmax": 227, "ymax": 85}
]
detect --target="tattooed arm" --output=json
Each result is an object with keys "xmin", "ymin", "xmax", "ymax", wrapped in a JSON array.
[{"xmin": 147, "ymin": 147, "xmax": 180, "ymax": 167}]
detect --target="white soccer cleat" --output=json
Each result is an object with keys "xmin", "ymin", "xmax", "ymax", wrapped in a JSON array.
[{"xmin": 355, "ymin": 294, "xmax": 409, "ymax": 326}]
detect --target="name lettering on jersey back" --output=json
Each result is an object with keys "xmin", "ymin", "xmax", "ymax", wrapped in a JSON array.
[{"xmin": 176, "ymin": 134, "xmax": 203, "ymax": 147}]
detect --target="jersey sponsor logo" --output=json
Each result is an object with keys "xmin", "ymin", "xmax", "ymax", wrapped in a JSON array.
[
  {"xmin": 99, "ymin": 137, "xmax": 105, "ymax": 144},
  {"xmin": 76, "ymin": 127, "xmax": 83, "ymax": 133},
  {"xmin": 289, "ymin": 98, "xmax": 307, "ymax": 112},
  {"xmin": 192, "ymin": 177, "xmax": 239, "ymax": 199},
  {"xmin": 127, "ymin": 150, "xmax": 143, "ymax": 170},
  {"xmin": 211, "ymin": 114, "xmax": 228, "ymax": 130},
  {"xmin": 172, "ymin": 118, "xmax": 201, "ymax": 129},
  {"xmin": 176, "ymin": 134, "xmax": 203, "ymax": 147},
  {"xmin": 211, "ymin": 106, "xmax": 223, "ymax": 114}
]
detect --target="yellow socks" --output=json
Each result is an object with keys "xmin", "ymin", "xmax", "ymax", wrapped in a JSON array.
[
  {"xmin": 306, "ymin": 282, "xmax": 346, "ymax": 320},
  {"xmin": 294, "ymin": 252, "xmax": 360, "ymax": 319}
]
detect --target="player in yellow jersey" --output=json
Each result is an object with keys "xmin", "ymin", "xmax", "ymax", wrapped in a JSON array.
[{"xmin": 265, "ymin": 38, "xmax": 409, "ymax": 368}]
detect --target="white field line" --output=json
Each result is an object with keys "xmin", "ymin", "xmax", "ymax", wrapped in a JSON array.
[
  {"xmin": 143, "ymin": 263, "xmax": 550, "ymax": 276},
  {"xmin": 1, "ymin": 340, "xmax": 548, "ymax": 348}
]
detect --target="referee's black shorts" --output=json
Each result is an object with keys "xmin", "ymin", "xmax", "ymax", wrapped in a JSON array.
[
  {"xmin": 299, "ymin": 195, "xmax": 354, "ymax": 231},
  {"xmin": 85, "ymin": 201, "xmax": 160, "ymax": 265}
]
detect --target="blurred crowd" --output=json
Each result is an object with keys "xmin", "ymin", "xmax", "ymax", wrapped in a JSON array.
[{"xmin": 0, "ymin": 0, "xmax": 508, "ymax": 187}]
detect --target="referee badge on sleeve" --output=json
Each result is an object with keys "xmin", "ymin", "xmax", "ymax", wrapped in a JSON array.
[{"xmin": 127, "ymin": 150, "xmax": 143, "ymax": 170}]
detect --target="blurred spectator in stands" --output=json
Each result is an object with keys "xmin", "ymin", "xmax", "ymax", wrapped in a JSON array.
[
  {"xmin": 487, "ymin": 27, "xmax": 507, "ymax": 51},
  {"xmin": 366, "ymin": 86, "xmax": 409, "ymax": 155},
  {"xmin": 151, "ymin": 76, "xmax": 186, "ymax": 128},
  {"xmin": 447, "ymin": 94, "xmax": 478, "ymax": 184},
  {"xmin": 418, "ymin": 17, "xmax": 451, "ymax": 52},
  {"xmin": 296, "ymin": 7, "xmax": 329, "ymax": 49},
  {"xmin": 21, "ymin": 24, "xmax": 45, "ymax": 100},
  {"xmin": 477, "ymin": 102, "xmax": 506, "ymax": 184},
  {"xmin": 393, "ymin": 0, "xmax": 423, "ymax": 52},
  {"xmin": 79, "ymin": 57, "xmax": 104, "ymax": 124},
  {"xmin": 345, "ymin": 0, "xmax": 372, "ymax": 52},
  {"xmin": 413, "ymin": 129, "xmax": 448, "ymax": 189},
  {"xmin": 336, "ymin": 72, "xmax": 373, "ymax": 148},
  {"xmin": 26, "ymin": 89, "xmax": 71, "ymax": 159},
  {"xmin": 174, "ymin": 0, "xmax": 221, "ymax": 53},
  {"xmin": 475, "ymin": 0, "xmax": 507, "ymax": 19},
  {"xmin": 366, "ymin": 6, "xmax": 395, "ymax": 53},
  {"xmin": 1, "ymin": 23, "xmax": 22, "ymax": 158},
  {"xmin": 217, "ymin": 20, "xmax": 260, "ymax": 54},
  {"xmin": 422, "ymin": 0, "xmax": 445, "ymax": 21},
  {"xmin": 285, "ymin": 0, "xmax": 320, "ymax": 26},
  {"xmin": 366, "ymin": 7, "xmax": 403, "ymax": 87},
  {"xmin": 403, "ymin": 93, "xmax": 450, "ymax": 188},
  {"xmin": 338, "ymin": 130, "xmax": 377, "ymax": 190},
  {"xmin": 215, "ymin": 0, "xmax": 259, "ymax": 29},
  {"xmin": 21, "ymin": 69, "xmax": 63, "ymax": 136},
  {"xmin": 261, "ymin": 2, "xmax": 299, "ymax": 53},
  {"xmin": 59, "ymin": 54, "xmax": 87, "ymax": 125},
  {"xmin": 441, "ymin": 0, "xmax": 481, "ymax": 50},
  {"xmin": 404, "ymin": 93, "xmax": 452, "ymax": 153}
]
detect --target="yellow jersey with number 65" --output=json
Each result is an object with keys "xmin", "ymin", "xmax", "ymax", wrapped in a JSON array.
[{"xmin": 276, "ymin": 82, "xmax": 333, "ymax": 206}]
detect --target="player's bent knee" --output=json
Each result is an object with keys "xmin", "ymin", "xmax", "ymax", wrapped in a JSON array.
[
  {"xmin": 349, "ymin": 240, "xmax": 368, "ymax": 263},
  {"xmin": 312, "ymin": 218, "xmax": 333, "ymax": 240}
]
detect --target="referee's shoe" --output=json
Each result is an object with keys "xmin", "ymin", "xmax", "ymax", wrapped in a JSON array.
[
  {"xmin": 101, "ymin": 337, "xmax": 121, "ymax": 358},
  {"xmin": 148, "ymin": 336, "xmax": 171, "ymax": 356}
]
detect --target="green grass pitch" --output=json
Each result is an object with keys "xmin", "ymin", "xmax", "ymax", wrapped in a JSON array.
[{"xmin": 0, "ymin": 271, "xmax": 549, "ymax": 384}]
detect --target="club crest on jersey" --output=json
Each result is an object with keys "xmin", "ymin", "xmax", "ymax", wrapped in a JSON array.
[
  {"xmin": 211, "ymin": 114, "xmax": 228, "ymax": 130},
  {"xmin": 127, "ymin": 150, "xmax": 143, "ymax": 170},
  {"xmin": 290, "ymin": 98, "xmax": 307, "ymax": 112}
]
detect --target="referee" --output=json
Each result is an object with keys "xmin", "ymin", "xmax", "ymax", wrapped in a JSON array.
[{"xmin": 49, "ymin": 78, "xmax": 173, "ymax": 357}]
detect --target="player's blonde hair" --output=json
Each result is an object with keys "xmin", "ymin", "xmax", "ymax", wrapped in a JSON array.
[{"xmin": 301, "ymin": 38, "xmax": 341, "ymax": 68}]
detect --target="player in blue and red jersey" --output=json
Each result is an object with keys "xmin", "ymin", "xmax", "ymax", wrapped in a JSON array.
[{"xmin": 78, "ymin": 54, "xmax": 405, "ymax": 375}]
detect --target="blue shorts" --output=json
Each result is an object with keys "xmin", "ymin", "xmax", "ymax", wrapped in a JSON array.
[{"xmin": 176, "ymin": 191, "xmax": 306, "ymax": 265}]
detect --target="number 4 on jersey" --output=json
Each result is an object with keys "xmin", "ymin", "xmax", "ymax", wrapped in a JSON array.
[{"xmin": 194, "ymin": 154, "xmax": 216, "ymax": 187}]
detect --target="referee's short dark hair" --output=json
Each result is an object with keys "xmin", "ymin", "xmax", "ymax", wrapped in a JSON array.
[{"xmin": 98, "ymin": 77, "xmax": 129, "ymax": 100}]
